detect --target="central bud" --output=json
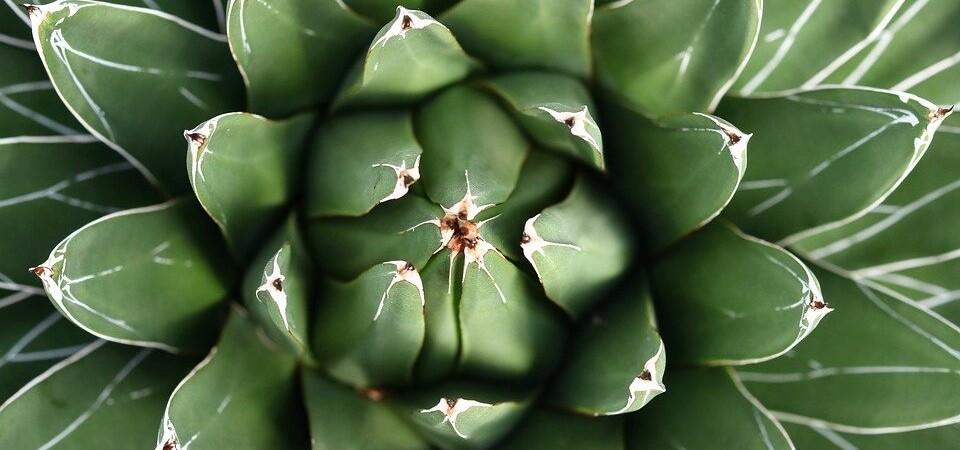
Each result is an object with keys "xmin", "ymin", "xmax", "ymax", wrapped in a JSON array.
[{"xmin": 441, "ymin": 213, "xmax": 479, "ymax": 253}]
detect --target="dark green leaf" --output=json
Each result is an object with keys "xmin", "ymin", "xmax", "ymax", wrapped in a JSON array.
[
  {"xmin": 782, "ymin": 421, "xmax": 960, "ymax": 449},
  {"xmin": 0, "ymin": 44, "xmax": 82, "ymax": 137},
  {"xmin": 413, "ymin": 248, "xmax": 461, "ymax": 384},
  {"xmin": 497, "ymin": 408, "xmax": 625, "ymax": 450}
]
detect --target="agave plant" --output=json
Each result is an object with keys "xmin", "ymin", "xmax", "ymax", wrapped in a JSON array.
[{"xmin": 1, "ymin": 0, "xmax": 959, "ymax": 448}]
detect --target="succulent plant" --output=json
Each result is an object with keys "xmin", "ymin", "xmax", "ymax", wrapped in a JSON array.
[{"xmin": 1, "ymin": 0, "xmax": 959, "ymax": 448}]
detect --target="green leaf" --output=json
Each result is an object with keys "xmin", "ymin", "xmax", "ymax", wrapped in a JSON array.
[
  {"xmin": 313, "ymin": 261, "xmax": 426, "ymax": 387},
  {"xmin": 396, "ymin": 380, "xmax": 536, "ymax": 450},
  {"xmin": 241, "ymin": 216, "xmax": 312, "ymax": 359},
  {"xmin": 334, "ymin": 7, "xmax": 477, "ymax": 108},
  {"xmin": 482, "ymin": 72, "xmax": 604, "ymax": 170},
  {"xmin": 738, "ymin": 268, "xmax": 960, "ymax": 432},
  {"xmin": 603, "ymin": 100, "xmax": 748, "ymax": 253},
  {"xmin": 0, "ymin": 340, "xmax": 194, "ymax": 449},
  {"xmin": 413, "ymin": 248, "xmax": 461, "ymax": 384},
  {"xmin": 650, "ymin": 221, "xmax": 828, "ymax": 365},
  {"xmin": 415, "ymin": 85, "xmax": 529, "ymax": 210},
  {"xmin": 343, "ymin": 0, "xmax": 460, "ymax": 23},
  {"xmin": 306, "ymin": 110, "xmax": 423, "ymax": 218},
  {"xmin": 32, "ymin": 200, "xmax": 235, "ymax": 352},
  {"xmin": 732, "ymin": 0, "xmax": 905, "ymax": 95},
  {"xmin": 301, "ymin": 371, "xmax": 428, "ymax": 450},
  {"xmin": 458, "ymin": 248, "xmax": 567, "ymax": 382},
  {"xmin": 592, "ymin": 0, "xmax": 761, "ymax": 117},
  {"xmin": 186, "ymin": 111, "xmax": 314, "ymax": 259},
  {"xmin": 0, "ymin": 136, "xmax": 160, "ymax": 287},
  {"xmin": 440, "ymin": 0, "xmax": 592, "ymax": 78},
  {"xmin": 0, "ymin": 297, "xmax": 94, "ymax": 402},
  {"xmin": 625, "ymin": 367, "xmax": 794, "ymax": 450},
  {"xmin": 791, "ymin": 114, "xmax": 960, "ymax": 325},
  {"xmin": 782, "ymin": 421, "xmax": 960, "ymax": 449},
  {"xmin": 227, "ymin": 0, "xmax": 374, "ymax": 116},
  {"xmin": 520, "ymin": 174, "xmax": 633, "ymax": 318},
  {"xmin": 546, "ymin": 277, "xmax": 666, "ymax": 416},
  {"xmin": 307, "ymin": 194, "xmax": 443, "ymax": 281},
  {"xmin": 497, "ymin": 408, "xmax": 625, "ymax": 450},
  {"xmin": 156, "ymin": 308, "xmax": 307, "ymax": 450},
  {"xmin": 30, "ymin": 0, "xmax": 244, "ymax": 194},
  {"xmin": 0, "ymin": 44, "xmax": 83, "ymax": 137},
  {"xmin": 718, "ymin": 87, "xmax": 947, "ymax": 243}
]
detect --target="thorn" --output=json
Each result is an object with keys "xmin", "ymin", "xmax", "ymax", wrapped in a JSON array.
[
  {"xmin": 184, "ymin": 131, "xmax": 206, "ymax": 147},
  {"xmin": 400, "ymin": 14, "xmax": 413, "ymax": 30},
  {"xmin": 564, "ymin": 116, "xmax": 576, "ymax": 128},
  {"xmin": 271, "ymin": 278, "xmax": 283, "ymax": 292},
  {"xmin": 725, "ymin": 131, "xmax": 741, "ymax": 146},
  {"xmin": 639, "ymin": 370, "xmax": 652, "ymax": 381},
  {"xmin": 29, "ymin": 266, "xmax": 50, "ymax": 277},
  {"xmin": 930, "ymin": 105, "xmax": 954, "ymax": 121}
]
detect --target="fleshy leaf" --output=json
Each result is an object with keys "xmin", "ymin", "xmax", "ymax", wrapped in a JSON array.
[
  {"xmin": 397, "ymin": 380, "xmax": 535, "ymax": 450},
  {"xmin": 31, "ymin": 200, "xmax": 235, "ymax": 352},
  {"xmin": 458, "ymin": 248, "xmax": 567, "ymax": 382},
  {"xmin": 520, "ymin": 174, "xmax": 633, "ymax": 318},
  {"xmin": 592, "ymin": 0, "xmax": 761, "ymax": 117},
  {"xmin": 156, "ymin": 308, "xmax": 307, "ymax": 450},
  {"xmin": 604, "ymin": 100, "xmax": 748, "ymax": 253},
  {"xmin": 440, "ymin": 0, "xmax": 592, "ymax": 78},
  {"xmin": 650, "ymin": 221, "xmax": 828, "ymax": 365},
  {"xmin": 625, "ymin": 368, "xmax": 794, "ymax": 450},
  {"xmin": 30, "ymin": 0, "xmax": 244, "ymax": 194},
  {"xmin": 497, "ymin": 408, "xmax": 625, "ymax": 450},
  {"xmin": 0, "ymin": 44, "xmax": 83, "ymax": 137},
  {"xmin": 414, "ymin": 248, "xmax": 461, "ymax": 383},
  {"xmin": 783, "ymin": 421, "xmax": 960, "ymax": 449},
  {"xmin": 186, "ymin": 112, "xmax": 314, "ymax": 259},
  {"xmin": 301, "ymin": 371, "xmax": 428, "ymax": 450},
  {"xmin": 0, "ymin": 341, "xmax": 194, "ymax": 449},
  {"xmin": 306, "ymin": 110, "xmax": 423, "ymax": 218},
  {"xmin": 718, "ymin": 87, "xmax": 948, "ymax": 243},
  {"xmin": 307, "ymin": 195, "xmax": 443, "ymax": 281},
  {"xmin": 546, "ymin": 277, "xmax": 666, "ymax": 416},
  {"xmin": 334, "ymin": 7, "xmax": 477, "ymax": 108},
  {"xmin": 737, "ymin": 268, "xmax": 960, "ymax": 432},
  {"xmin": 241, "ymin": 216, "xmax": 312, "ymax": 359},
  {"xmin": 733, "ymin": 0, "xmax": 905, "ymax": 95},
  {"xmin": 415, "ymin": 86, "xmax": 529, "ymax": 208},
  {"xmin": 482, "ymin": 72, "xmax": 604, "ymax": 169},
  {"xmin": 342, "ymin": 0, "xmax": 461, "ymax": 23},
  {"xmin": 313, "ymin": 261, "xmax": 426, "ymax": 387},
  {"xmin": 227, "ymin": 0, "xmax": 374, "ymax": 116}
]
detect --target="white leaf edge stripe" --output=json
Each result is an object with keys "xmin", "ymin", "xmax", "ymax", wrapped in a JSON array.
[
  {"xmin": 27, "ymin": 1, "xmax": 228, "ymax": 196},
  {"xmin": 0, "ymin": 339, "xmax": 106, "ymax": 412},
  {"xmin": 737, "ymin": 85, "xmax": 949, "ymax": 247},
  {"xmin": 255, "ymin": 248, "xmax": 292, "ymax": 332},
  {"xmin": 686, "ymin": 113, "xmax": 751, "ymax": 232},
  {"xmin": 520, "ymin": 213, "xmax": 582, "ymax": 284},
  {"xmin": 372, "ymin": 155, "xmax": 421, "ymax": 205},
  {"xmin": 374, "ymin": 261, "xmax": 425, "ymax": 322},
  {"xmin": 727, "ymin": 367, "xmax": 798, "ymax": 450},
  {"xmin": 31, "ymin": 201, "xmax": 182, "ymax": 353},
  {"xmin": 606, "ymin": 340, "xmax": 666, "ymax": 415},
  {"xmin": 707, "ymin": 0, "xmax": 763, "ymax": 111},
  {"xmin": 155, "ymin": 345, "xmax": 218, "ymax": 450},
  {"xmin": 709, "ymin": 225, "xmax": 831, "ymax": 366},
  {"xmin": 419, "ymin": 397, "xmax": 493, "ymax": 439},
  {"xmin": 537, "ymin": 106, "xmax": 602, "ymax": 156}
]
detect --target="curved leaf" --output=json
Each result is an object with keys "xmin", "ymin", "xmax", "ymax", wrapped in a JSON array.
[
  {"xmin": 593, "ymin": 0, "xmax": 761, "ymax": 117},
  {"xmin": 650, "ymin": 221, "xmax": 828, "ymax": 365},
  {"xmin": 718, "ymin": 87, "xmax": 948, "ymax": 243},
  {"xmin": 30, "ymin": 0, "xmax": 244, "ymax": 194},
  {"xmin": 604, "ymin": 99, "xmax": 748, "ymax": 253},
  {"xmin": 782, "ymin": 421, "xmax": 960, "ymax": 449},
  {"xmin": 186, "ymin": 111, "xmax": 314, "ymax": 259},
  {"xmin": 738, "ymin": 268, "xmax": 960, "ymax": 432},
  {"xmin": 226, "ymin": 0, "xmax": 374, "ymax": 116},
  {"xmin": 0, "ymin": 340, "xmax": 194, "ymax": 449},
  {"xmin": 0, "ymin": 44, "xmax": 82, "ymax": 137},
  {"xmin": 497, "ymin": 408, "xmax": 625, "ymax": 450},
  {"xmin": 414, "ymin": 248, "xmax": 460, "ymax": 383},
  {"xmin": 156, "ymin": 308, "xmax": 307, "ymax": 450},
  {"xmin": 32, "ymin": 200, "xmax": 235, "ymax": 352}
]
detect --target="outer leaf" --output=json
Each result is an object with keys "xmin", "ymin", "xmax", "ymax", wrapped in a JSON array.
[
  {"xmin": 625, "ymin": 368, "xmax": 794, "ymax": 450},
  {"xmin": 718, "ymin": 87, "xmax": 948, "ymax": 243},
  {"xmin": 440, "ymin": 0, "xmax": 592, "ymax": 78},
  {"xmin": 241, "ymin": 216, "xmax": 312, "ymax": 359},
  {"xmin": 497, "ymin": 409, "xmax": 625, "ymax": 450},
  {"xmin": 482, "ymin": 72, "xmax": 604, "ymax": 170},
  {"xmin": 733, "ymin": 0, "xmax": 904, "ymax": 94},
  {"xmin": 592, "ymin": 0, "xmax": 761, "ymax": 117},
  {"xmin": 520, "ymin": 175, "xmax": 633, "ymax": 318},
  {"xmin": 30, "ymin": 0, "xmax": 244, "ymax": 194},
  {"xmin": 156, "ymin": 308, "xmax": 307, "ymax": 450},
  {"xmin": 738, "ymin": 268, "xmax": 960, "ymax": 432},
  {"xmin": 792, "ymin": 114, "xmax": 960, "ymax": 325},
  {"xmin": 546, "ymin": 277, "xmax": 666, "ymax": 416},
  {"xmin": 306, "ymin": 110, "xmax": 423, "ymax": 218},
  {"xmin": 227, "ymin": 0, "xmax": 374, "ymax": 116},
  {"xmin": 414, "ymin": 249, "xmax": 461, "ymax": 383},
  {"xmin": 32, "ymin": 200, "xmax": 235, "ymax": 352},
  {"xmin": 604, "ymin": 100, "xmax": 748, "ymax": 253},
  {"xmin": 782, "ymin": 422, "xmax": 960, "ymax": 449},
  {"xmin": 0, "ymin": 340, "xmax": 194, "ymax": 449},
  {"xmin": 415, "ymin": 85, "xmax": 529, "ymax": 207},
  {"xmin": 649, "ymin": 221, "xmax": 828, "ymax": 365},
  {"xmin": 301, "ymin": 371, "xmax": 428, "ymax": 450},
  {"xmin": 334, "ymin": 7, "xmax": 477, "ymax": 108},
  {"xmin": 186, "ymin": 112, "xmax": 314, "ymax": 259},
  {"xmin": 0, "ymin": 44, "xmax": 83, "ymax": 137},
  {"xmin": 313, "ymin": 261, "xmax": 426, "ymax": 388}
]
